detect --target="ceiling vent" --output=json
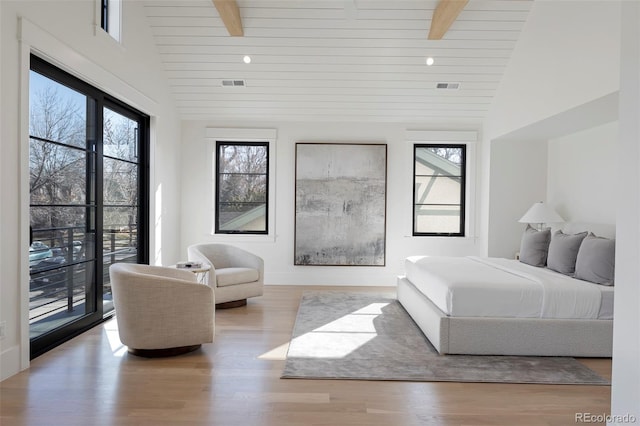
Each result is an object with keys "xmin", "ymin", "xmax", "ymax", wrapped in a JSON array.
[
  {"xmin": 221, "ymin": 79, "xmax": 246, "ymax": 87},
  {"xmin": 436, "ymin": 82, "xmax": 460, "ymax": 90}
]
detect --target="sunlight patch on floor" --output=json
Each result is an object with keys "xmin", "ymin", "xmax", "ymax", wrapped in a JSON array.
[
  {"xmin": 350, "ymin": 302, "xmax": 389, "ymax": 315},
  {"xmin": 104, "ymin": 321, "xmax": 127, "ymax": 357},
  {"xmin": 285, "ymin": 302, "xmax": 390, "ymax": 359},
  {"xmin": 258, "ymin": 342, "xmax": 290, "ymax": 360}
]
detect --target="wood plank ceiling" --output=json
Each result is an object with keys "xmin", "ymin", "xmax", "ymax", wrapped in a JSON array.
[{"xmin": 142, "ymin": 0, "xmax": 533, "ymax": 123}]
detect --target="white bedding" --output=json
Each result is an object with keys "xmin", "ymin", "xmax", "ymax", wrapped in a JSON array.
[{"xmin": 404, "ymin": 256, "xmax": 613, "ymax": 320}]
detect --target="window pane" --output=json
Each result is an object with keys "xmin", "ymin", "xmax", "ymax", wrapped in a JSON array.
[
  {"xmin": 30, "ymin": 227, "xmax": 94, "ymax": 265},
  {"xmin": 30, "ymin": 206, "xmax": 88, "ymax": 229},
  {"xmin": 219, "ymin": 144, "xmax": 267, "ymax": 174},
  {"xmin": 30, "ymin": 139, "xmax": 86, "ymax": 205},
  {"xmin": 103, "ymin": 206, "xmax": 138, "ymax": 273},
  {"xmin": 103, "ymin": 107, "xmax": 138, "ymax": 162},
  {"xmin": 417, "ymin": 146, "xmax": 464, "ymax": 167},
  {"xmin": 29, "ymin": 261, "xmax": 95, "ymax": 338},
  {"xmin": 104, "ymin": 157, "xmax": 138, "ymax": 205},
  {"xmin": 415, "ymin": 176, "xmax": 461, "ymax": 205},
  {"xmin": 67, "ymin": 232, "xmax": 94, "ymax": 262},
  {"xmin": 219, "ymin": 203, "xmax": 267, "ymax": 231},
  {"xmin": 29, "ymin": 71, "xmax": 87, "ymax": 148},
  {"xmin": 414, "ymin": 205, "xmax": 461, "ymax": 234},
  {"xmin": 102, "ymin": 220, "xmax": 138, "ymax": 264},
  {"xmin": 104, "ymin": 206, "xmax": 137, "ymax": 234},
  {"xmin": 219, "ymin": 174, "xmax": 267, "ymax": 203}
]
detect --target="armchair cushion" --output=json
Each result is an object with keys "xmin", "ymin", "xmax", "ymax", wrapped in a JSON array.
[
  {"xmin": 188, "ymin": 243, "xmax": 264, "ymax": 305},
  {"xmin": 216, "ymin": 267, "xmax": 260, "ymax": 287}
]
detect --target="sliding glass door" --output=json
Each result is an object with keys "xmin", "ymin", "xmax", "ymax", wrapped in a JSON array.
[
  {"xmin": 28, "ymin": 66, "xmax": 96, "ymax": 344},
  {"xmin": 28, "ymin": 55, "xmax": 149, "ymax": 358},
  {"xmin": 101, "ymin": 103, "xmax": 147, "ymax": 313}
]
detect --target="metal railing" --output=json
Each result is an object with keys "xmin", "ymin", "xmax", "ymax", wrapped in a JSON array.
[{"xmin": 29, "ymin": 226, "xmax": 137, "ymax": 326}]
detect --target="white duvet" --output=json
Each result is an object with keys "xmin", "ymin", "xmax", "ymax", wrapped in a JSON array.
[{"xmin": 404, "ymin": 256, "xmax": 611, "ymax": 319}]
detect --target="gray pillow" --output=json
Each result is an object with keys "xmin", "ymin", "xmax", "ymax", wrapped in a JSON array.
[
  {"xmin": 519, "ymin": 225, "xmax": 551, "ymax": 267},
  {"xmin": 574, "ymin": 233, "xmax": 616, "ymax": 285},
  {"xmin": 547, "ymin": 230, "xmax": 588, "ymax": 275}
]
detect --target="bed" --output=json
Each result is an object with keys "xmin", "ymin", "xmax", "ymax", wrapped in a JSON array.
[{"xmin": 397, "ymin": 224, "xmax": 615, "ymax": 357}]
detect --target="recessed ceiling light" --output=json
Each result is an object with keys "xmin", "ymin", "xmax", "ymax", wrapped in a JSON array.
[
  {"xmin": 243, "ymin": 55, "xmax": 251, "ymax": 64},
  {"xmin": 426, "ymin": 57, "xmax": 435, "ymax": 66}
]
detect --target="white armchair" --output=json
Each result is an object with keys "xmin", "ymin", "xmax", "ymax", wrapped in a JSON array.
[
  {"xmin": 109, "ymin": 263, "xmax": 214, "ymax": 357},
  {"xmin": 187, "ymin": 243, "xmax": 264, "ymax": 308}
]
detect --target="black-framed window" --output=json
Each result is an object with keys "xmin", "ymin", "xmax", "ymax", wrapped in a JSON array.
[
  {"xmin": 29, "ymin": 55, "xmax": 149, "ymax": 358},
  {"xmin": 101, "ymin": 0, "xmax": 109, "ymax": 32},
  {"xmin": 413, "ymin": 144, "xmax": 466, "ymax": 236},
  {"xmin": 215, "ymin": 141, "xmax": 269, "ymax": 234},
  {"xmin": 100, "ymin": 0, "xmax": 121, "ymax": 41}
]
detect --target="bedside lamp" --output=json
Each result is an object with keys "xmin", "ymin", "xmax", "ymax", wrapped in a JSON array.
[{"xmin": 518, "ymin": 201, "xmax": 564, "ymax": 231}]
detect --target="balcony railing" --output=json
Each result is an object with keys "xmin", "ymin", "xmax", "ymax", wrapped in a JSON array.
[{"xmin": 29, "ymin": 226, "xmax": 137, "ymax": 337}]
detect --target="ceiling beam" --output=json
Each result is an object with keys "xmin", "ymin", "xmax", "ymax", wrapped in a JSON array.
[
  {"xmin": 428, "ymin": 0, "xmax": 468, "ymax": 40},
  {"xmin": 213, "ymin": 0, "xmax": 244, "ymax": 37}
]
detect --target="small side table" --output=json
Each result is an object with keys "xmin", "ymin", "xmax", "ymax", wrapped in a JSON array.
[{"xmin": 171, "ymin": 263, "xmax": 211, "ymax": 284}]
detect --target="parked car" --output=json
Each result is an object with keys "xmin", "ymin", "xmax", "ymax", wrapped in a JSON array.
[
  {"xmin": 29, "ymin": 242, "xmax": 53, "ymax": 266},
  {"xmin": 29, "ymin": 256, "xmax": 67, "ymax": 292}
]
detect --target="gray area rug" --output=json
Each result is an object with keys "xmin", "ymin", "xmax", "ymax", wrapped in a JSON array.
[{"xmin": 281, "ymin": 292, "xmax": 610, "ymax": 385}]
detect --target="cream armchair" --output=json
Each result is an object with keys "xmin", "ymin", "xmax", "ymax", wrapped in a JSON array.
[
  {"xmin": 187, "ymin": 243, "xmax": 264, "ymax": 308},
  {"xmin": 109, "ymin": 263, "xmax": 214, "ymax": 357}
]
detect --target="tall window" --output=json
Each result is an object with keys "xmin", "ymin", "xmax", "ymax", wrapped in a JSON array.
[
  {"xmin": 413, "ymin": 144, "xmax": 466, "ymax": 236},
  {"xmin": 29, "ymin": 55, "xmax": 149, "ymax": 358},
  {"xmin": 100, "ymin": 0, "xmax": 121, "ymax": 42},
  {"xmin": 215, "ymin": 142, "xmax": 269, "ymax": 234}
]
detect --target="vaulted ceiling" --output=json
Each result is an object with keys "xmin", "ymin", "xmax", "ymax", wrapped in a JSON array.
[{"xmin": 142, "ymin": 0, "xmax": 533, "ymax": 123}]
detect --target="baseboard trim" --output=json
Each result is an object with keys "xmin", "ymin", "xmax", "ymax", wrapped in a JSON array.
[{"xmin": 1, "ymin": 345, "xmax": 24, "ymax": 382}]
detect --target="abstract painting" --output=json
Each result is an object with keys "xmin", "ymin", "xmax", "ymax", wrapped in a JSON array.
[{"xmin": 294, "ymin": 143, "xmax": 387, "ymax": 266}]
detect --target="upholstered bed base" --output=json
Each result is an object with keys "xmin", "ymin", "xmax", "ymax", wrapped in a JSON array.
[{"xmin": 397, "ymin": 276, "xmax": 613, "ymax": 357}]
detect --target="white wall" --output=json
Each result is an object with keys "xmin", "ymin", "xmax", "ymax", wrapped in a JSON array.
[
  {"xmin": 610, "ymin": 2, "xmax": 640, "ymax": 422},
  {"xmin": 485, "ymin": 1, "xmax": 621, "ymax": 141},
  {"xmin": 482, "ymin": 0, "xmax": 638, "ymax": 420},
  {"xmin": 483, "ymin": 0, "xmax": 621, "ymax": 257},
  {"xmin": 487, "ymin": 139, "xmax": 548, "ymax": 258},
  {"xmin": 547, "ymin": 121, "xmax": 618, "ymax": 225},
  {"xmin": 487, "ymin": 120, "xmax": 618, "ymax": 259},
  {"xmin": 180, "ymin": 121, "xmax": 482, "ymax": 286},
  {"xmin": 0, "ymin": 0, "xmax": 182, "ymax": 380}
]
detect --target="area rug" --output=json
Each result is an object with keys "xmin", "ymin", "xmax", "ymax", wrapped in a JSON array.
[{"xmin": 281, "ymin": 292, "xmax": 609, "ymax": 385}]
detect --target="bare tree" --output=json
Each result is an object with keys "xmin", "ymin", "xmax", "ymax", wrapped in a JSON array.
[
  {"xmin": 29, "ymin": 87, "xmax": 140, "ymax": 249},
  {"xmin": 427, "ymin": 147, "xmax": 463, "ymax": 165},
  {"xmin": 103, "ymin": 108, "xmax": 139, "ymax": 247},
  {"xmin": 29, "ymin": 85, "xmax": 86, "ymax": 240}
]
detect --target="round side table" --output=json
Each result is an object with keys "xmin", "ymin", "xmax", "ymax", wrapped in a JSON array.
[{"xmin": 171, "ymin": 263, "xmax": 211, "ymax": 284}]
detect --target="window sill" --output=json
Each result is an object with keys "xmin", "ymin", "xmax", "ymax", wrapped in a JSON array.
[
  {"xmin": 208, "ymin": 233, "xmax": 276, "ymax": 243},
  {"xmin": 405, "ymin": 234, "xmax": 478, "ymax": 241}
]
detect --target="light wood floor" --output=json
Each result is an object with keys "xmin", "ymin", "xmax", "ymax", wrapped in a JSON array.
[{"xmin": 1, "ymin": 286, "xmax": 611, "ymax": 426}]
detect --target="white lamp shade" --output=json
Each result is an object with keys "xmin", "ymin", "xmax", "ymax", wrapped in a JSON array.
[{"xmin": 518, "ymin": 202, "xmax": 564, "ymax": 224}]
